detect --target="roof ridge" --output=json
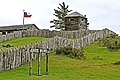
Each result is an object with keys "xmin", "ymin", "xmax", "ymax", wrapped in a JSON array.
[
  {"xmin": 65, "ymin": 11, "xmax": 85, "ymax": 17},
  {"xmin": 0, "ymin": 24, "xmax": 39, "ymax": 31},
  {"xmin": 0, "ymin": 24, "xmax": 34, "ymax": 27}
]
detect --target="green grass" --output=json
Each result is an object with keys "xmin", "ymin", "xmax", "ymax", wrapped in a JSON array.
[
  {"xmin": 0, "ymin": 37, "xmax": 47, "ymax": 48},
  {"xmin": 0, "ymin": 40, "xmax": 120, "ymax": 80}
]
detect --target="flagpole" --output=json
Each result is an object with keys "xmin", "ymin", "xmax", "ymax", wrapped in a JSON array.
[{"xmin": 23, "ymin": 10, "xmax": 25, "ymax": 28}]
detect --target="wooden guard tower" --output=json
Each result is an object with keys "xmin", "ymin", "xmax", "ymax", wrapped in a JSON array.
[{"xmin": 64, "ymin": 11, "xmax": 89, "ymax": 31}]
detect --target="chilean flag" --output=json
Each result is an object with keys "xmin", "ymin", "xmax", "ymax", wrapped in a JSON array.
[{"xmin": 24, "ymin": 11, "xmax": 32, "ymax": 18}]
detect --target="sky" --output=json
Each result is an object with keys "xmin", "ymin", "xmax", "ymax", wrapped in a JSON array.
[{"xmin": 0, "ymin": 0, "xmax": 120, "ymax": 35}]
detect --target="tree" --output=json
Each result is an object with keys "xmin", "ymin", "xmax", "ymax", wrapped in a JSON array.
[{"xmin": 50, "ymin": 2, "xmax": 72, "ymax": 30}]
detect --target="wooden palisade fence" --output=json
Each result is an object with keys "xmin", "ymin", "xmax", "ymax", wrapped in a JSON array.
[{"xmin": 0, "ymin": 28, "xmax": 116, "ymax": 71}]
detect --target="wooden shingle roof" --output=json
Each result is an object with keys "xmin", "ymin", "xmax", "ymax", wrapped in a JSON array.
[
  {"xmin": 65, "ymin": 11, "xmax": 85, "ymax": 18},
  {"xmin": 0, "ymin": 24, "xmax": 39, "ymax": 31}
]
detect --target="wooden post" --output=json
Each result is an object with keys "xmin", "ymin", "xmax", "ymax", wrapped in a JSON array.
[
  {"xmin": 46, "ymin": 53, "xmax": 48, "ymax": 74},
  {"xmin": 46, "ymin": 48, "xmax": 49, "ymax": 74},
  {"xmin": 29, "ymin": 52, "xmax": 32, "ymax": 76},
  {"xmin": 38, "ymin": 49, "xmax": 42, "ymax": 76},
  {"xmin": 38, "ymin": 51, "xmax": 40, "ymax": 75}
]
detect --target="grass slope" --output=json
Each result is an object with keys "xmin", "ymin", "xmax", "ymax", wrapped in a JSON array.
[
  {"xmin": 0, "ymin": 41, "xmax": 120, "ymax": 80},
  {"xmin": 0, "ymin": 37, "xmax": 47, "ymax": 48}
]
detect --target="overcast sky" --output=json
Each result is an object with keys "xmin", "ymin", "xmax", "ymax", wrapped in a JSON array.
[{"xmin": 0, "ymin": 0, "xmax": 120, "ymax": 35}]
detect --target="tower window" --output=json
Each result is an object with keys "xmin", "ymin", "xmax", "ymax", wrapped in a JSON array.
[
  {"xmin": 81, "ymin": 18, "xmax": 84, "ymax": 21},
  {"xmin": 70, "ymin": 18, "xmax": 74, "ymax": 21}
]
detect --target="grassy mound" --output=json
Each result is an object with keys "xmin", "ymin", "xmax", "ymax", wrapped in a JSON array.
[
  {"xmin": 0, "ymin": 37, "xmax": 47, "ymax": 48},
  {"xmin": 0, "ymin": 40, "xmax": 120, "ymax": 80}
]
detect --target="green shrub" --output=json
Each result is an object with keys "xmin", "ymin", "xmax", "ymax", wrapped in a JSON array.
[
  {"xmin": 112, "ymin": 61, "xmax": 120, "ymax": 65},
  {"xmin": 106, "ymin": 39, "xmax": 120, "ymax": 51},
  {"xmin": 55, "ymin": 45, "xmax": 86, "ymax": 60},
  {"xmin": 98, "ymin": 34, "xmax": 120, "ymax": 51},
  {"xmin": 93, "ymin": 55, "xmax": 103, "ymax": 60},
  {"xmin": 1, "ymin": 44, "xmax": 13, "ymax": 48}
]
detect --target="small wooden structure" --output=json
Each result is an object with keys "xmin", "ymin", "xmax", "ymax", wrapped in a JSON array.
[
  {"xmin": 0, "ymin": 24, "xmax": 39, "ymax": 35},
  {"xmin": 29, "ymin": 48, "xmax": 49, "ymax": 76},
  {"xmin": 64, "ymin": 11, "xmax": 89, "ymax": 31}
]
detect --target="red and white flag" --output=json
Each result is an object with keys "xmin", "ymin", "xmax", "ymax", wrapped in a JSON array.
[
  {"xmin": 24, "ymin": 11, "xmax": 32, "ymax": 18},
  {"xmin": 23, "ymin": 10, "xmax": 32, "ymax": 25}
]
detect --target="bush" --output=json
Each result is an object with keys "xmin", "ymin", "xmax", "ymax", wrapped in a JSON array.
[
  {"xmin": 98, "ymin": 34, "xmax": 120, "ymax": 51},
  {"xmin": 55, "ymin": 45, "xmax": 86, "ymax": 60},
  {"xmin": 112, "ymin": 61, "xmax": 120, "ymax": 65},
  {"xmin": 93, "ymin": 55, "xmax": 103, "ymax": 60},
  {"xmin": 1, "ymin": 44, "xmax": 13, "ymax": 48}
]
